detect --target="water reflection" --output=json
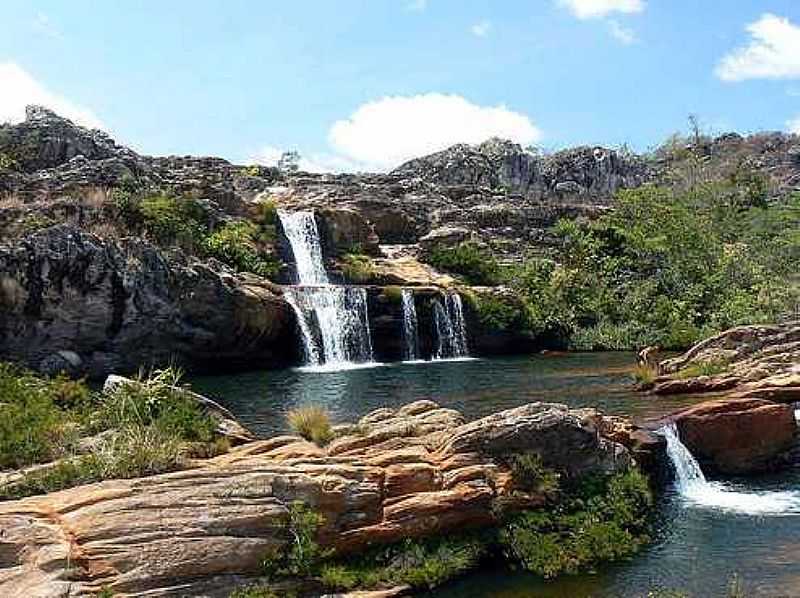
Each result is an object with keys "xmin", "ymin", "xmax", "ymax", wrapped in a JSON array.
[{"xmin": 189, "ymin": 353, "xmax": 702, "ymax": 437}]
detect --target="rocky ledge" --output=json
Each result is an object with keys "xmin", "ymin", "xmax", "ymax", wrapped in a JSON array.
[
  {"xmin": 0, "ymin": 399, "xmax": 662, "ymax": 597},
  {"xmin": 646, "ymin": 322, "xmax": 800, "ymax": 474}
]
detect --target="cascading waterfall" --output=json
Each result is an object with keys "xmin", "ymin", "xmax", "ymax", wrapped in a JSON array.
[
  {"xmin": 660, "ymin": 422, "xmax": 800, "ymax": 514},
  {"xmin": 433, "ymin": 292, "xmax": 470, "ymax": 360},
  {"xmin": 401, "ymin": 289, "xmax": 421, "ymax": 362},
  {"xmin": 279, "ymin": 210, "xmax": 376, "ymax": 370}
]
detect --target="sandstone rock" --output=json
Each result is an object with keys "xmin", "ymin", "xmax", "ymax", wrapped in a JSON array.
[
  {"xmin": 668, "ymin": 398, "xmax": 796, "ymax": 474},
  {"xmin": 0, "ymin": 400, "xmax": 643, "ymax": 597}
]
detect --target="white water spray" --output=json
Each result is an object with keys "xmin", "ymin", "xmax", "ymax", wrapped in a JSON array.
[
  {"xmin": 433, "ymin": 293, "xmax": 470, "ymax": 360},
  {"xmin": 401, "ymin": 289, "xmax": 421, "ymax": 362},
  {"xmin": 660, "ymin": 422, "xmax": 800, "ymax": 515},
  {"xmin": 279, "ymin": 210, "xmax": 377, "ymax": 371}
]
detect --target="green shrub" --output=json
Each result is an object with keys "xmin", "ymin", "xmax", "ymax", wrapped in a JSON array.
[
  {"xmin": 262, "ymin": 501, "xmax": 330, "ymax": 578},
  {"xmin": 0, "ymin": 152, "xmax": 18, "ymax": 170},
  {"xmin": 287, "ymin": 405, "xmax": 333, "ymax": 446},
  {"xmin": 340, "ymin": 254, "xmax": 376, "ymax": 283},
  {"xmin": 203, "ymin": 221, "xmax": 279, "ymax": 278},
  {"xmin": 509, "ymin": 453, "xmax": 559, "ymax": 494},
  {"xmin": 137, "ymin": 194, "xmax": 207, "ymax": 248},
  {"xmin": 96, "ymin": 368, "xmax": 216, "ymax": 442},
  {"xmin": 320, "ymin": 535, "xmax": 487, "ymax": 591},
  {"xmin": 500, "ymin": 469, "xmax": 652, "ymax": 578},
  {"xmin": 229, "ymin": 586, "xmax": 281, "ymax": 598},
  {"xmin": 632, "ymin": 363, "xmax": 659, "ymax": 386},
  {"xmin": 426, "ymin": 242, "xmax": 500, "ymax": 286},
  {"xmin": 475, "ymin": 293, "xmax": 530, "ymax": 332},
  {"xmin": 676, "ymin": 359, "xmax": 730, "ymax": 379},
  {"xmin": 0, "ymin": 364, "xmax": 82, "ymax": 469}
]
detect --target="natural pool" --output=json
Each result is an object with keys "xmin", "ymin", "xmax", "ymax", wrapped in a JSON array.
[{"xmin": 190, "ymin": 353, "xmax": 800, "ymax": 597}]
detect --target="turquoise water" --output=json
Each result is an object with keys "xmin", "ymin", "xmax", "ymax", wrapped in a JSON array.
[{"xmin": 189, "ymin": 353, "xmax": 800, "ymax": 597}]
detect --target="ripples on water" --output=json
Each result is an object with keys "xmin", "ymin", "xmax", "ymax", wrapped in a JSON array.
[{"xmin": 189, "ymin": 353, "xmax": 800, "ymax": 597}]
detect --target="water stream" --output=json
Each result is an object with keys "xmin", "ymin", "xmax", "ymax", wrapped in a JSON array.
[
  {"xmin": 401, "ymin": 289, "xmax": 421, "ymax": 362},
  {"xmin": 279, "ymin": 210, "xmax": 377, "ymax": 371},
  {"xmin": 433, "ymin": 292, "xmax": 470, "ymax": 360}
]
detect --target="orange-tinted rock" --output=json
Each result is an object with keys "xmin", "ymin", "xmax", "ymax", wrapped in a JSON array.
[{"xmin": 669, "ymin": 398, "xmax": 796, "ymax": 474}]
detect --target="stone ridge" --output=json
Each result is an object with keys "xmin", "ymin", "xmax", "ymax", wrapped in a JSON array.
[{"xmin": 0, "ymin": 399, "xmax": 658, "ymax": 597}]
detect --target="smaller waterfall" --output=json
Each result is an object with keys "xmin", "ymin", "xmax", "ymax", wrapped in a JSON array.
[
  {"xmin": 660, "ymin": 423, "xmax": 800, "ymax": 515},
  {"xmin": 401, "ymin": 289, "xmax": 421, "ymax": 362},
  {"xmin": 433, "ymin": 292, "xmax": 470, "ymax": 360}
]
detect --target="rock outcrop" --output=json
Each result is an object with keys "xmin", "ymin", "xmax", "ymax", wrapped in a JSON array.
[
  {"xmin": 0, "ymin": 225, "xmax": 297, "ymax": 378},
  {"xmin": 652, "ymin": 322, "xmax": 800, "ymax": 398},
  {"xmin": 0, "ymin": 400, "xmax": 656, "ymax": 597},
  {"xmin": 666, "ymin": 398, "xmax": 796, "ymax": 474}
]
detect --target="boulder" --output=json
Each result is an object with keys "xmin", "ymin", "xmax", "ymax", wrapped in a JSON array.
[
  {"xmin": 0, "ymin": 400, "xmax": 642, "ymax": 597},
  {"xmin": 668, "ymin": 398, "xmax": 796, "ymax": 474}
]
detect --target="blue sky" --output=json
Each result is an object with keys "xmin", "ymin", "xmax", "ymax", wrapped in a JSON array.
[{"xmin": 1, "ymin": 0, "xmax": 799, "ymax": 171}]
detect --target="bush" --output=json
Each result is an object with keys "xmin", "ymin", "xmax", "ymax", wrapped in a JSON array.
[
  {"xmin": 0, "ymin": 364, "xmax": 83, "ymax": 469},
  {"xmin": 499, "ymin": 469, "xmax": 652, "ymax": 578},
  {"xmin": 509, "ymin": 453, "xmax": 559, "ymax": 494},
  {"xmin": 427, "ymin": 242, "xmax": 500, "ymax": 286},
  {"xmin": 287, "ymin": 405, "xmax": 333, "ymax": 446},
  {"xmin": 475, "ymin": 293, "xmax": 530, "ymax": 332},
  {"xmin": 203, "ymin": 221, "xmax": 279, "ymax": 278},
  {"xmin": 320, "ymin": 535, "xmax": 487, "ymax": 591},
  {"xmin": 229, "ymin": 586, "xmax": 281, "ymax": 598},
  {"xmin": 262, "ymin": 501, "xmax": 329, "ymax": 578},
  {"xmin": 676, "ymin": 359, "xmax": 730, "ymax": 379},
  {"xmin": 96, "ymin": 368, "xmax": 216, "ymax": 442},
  {"xmin": 339, "ymin": 254, "xmax": 376, "ymax": 283}
]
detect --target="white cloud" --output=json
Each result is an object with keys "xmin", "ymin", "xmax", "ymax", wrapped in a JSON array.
[
  {"xmin": 405, "ymin": 0, "xmax": 427, "ymax": 12},
  {"xmin": 788, "ymin": 116, "xmax": 800, "ymax": 135},
  {"xmin": 608, "ymin": 19, "xmax": 636, "ymax": 44},
  {"xmin": 470, "ymin": 20, "xmax": 492, "ymax": 38},
  {"xmin": 558, "ymin": 0, "xmax": 644, "ymax": 20},
  {"xmin": 328, "ymin": 93, "xmax": 542, "ymax": 171},
  {"xmin": 0, "ymin": 62, "xmax": 102, "ymax": 128},
  {"xmin": 716, "ymin": 14, "xmax": 800, "ymax": 82}
]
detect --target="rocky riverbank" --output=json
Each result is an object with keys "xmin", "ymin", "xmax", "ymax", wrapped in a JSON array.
[
  {"xmin": 645, "ymin": 322, "xmax": 800, "ymax": 474},
  {"xmin": 0, "ymin": 391, "xmax": 663, "ymax": 597}
]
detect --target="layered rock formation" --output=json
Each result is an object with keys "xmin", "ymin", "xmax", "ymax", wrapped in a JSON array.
[
  {"xmin": 0, "ymin": 400, "xmax": 660, "ymax": 597},
  {"xmin": 0, "ymin": 225, "xmax": 297, "ymax": 377},
  {"xmin": 651, "ymin": 323, "xmax": 800, "ymax": 474}
]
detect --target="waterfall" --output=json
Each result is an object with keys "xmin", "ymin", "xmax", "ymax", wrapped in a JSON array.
[
  {"xmin": 433, "ymin": 292, "xmax": 470, "ymax": 360},
  {"xmin": 279, "ymin": 210, "xmax": 376, "ymax": 370},
  {"xmin": 401, "ymin": 289, "xmax": 421, "ymax": 362},
  {"xmin": 660, "ymin": 422, "xmax": 800, "ymax": 515}
]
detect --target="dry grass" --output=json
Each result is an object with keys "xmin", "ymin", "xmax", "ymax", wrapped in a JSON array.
[
  {"xmin": 287, "ymin": 405, "xmax": 333, "ymax": 446},
  {"xmin": 80, "ymin": 187, "xmax": 111, "ymax": 209},
  {"xmin": 632, "ymin": 363, "xmax": 659, "ymax": 386},
  {"xmin": 87, "ymin": 221, "xmax": 123, "ymax": 240}
]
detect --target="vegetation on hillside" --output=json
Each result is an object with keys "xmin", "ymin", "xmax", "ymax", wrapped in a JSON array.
[
  {"xmin": 0, "ymin": 365, "xmax": 226, "ymax": 500},
  {"xmin": 428, "ymin": 172, "xmax": 799, "ymax": 351}
]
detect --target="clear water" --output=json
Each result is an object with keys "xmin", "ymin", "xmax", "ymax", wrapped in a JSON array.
[{"xmin": 188, "ymin": 353, "xmax": 800, "ymax": 597}]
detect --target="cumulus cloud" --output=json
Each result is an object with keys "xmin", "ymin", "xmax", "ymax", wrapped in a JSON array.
[
  {"xmin": 608, "ymin": 19, "xmax": 636, "ymax": 44},
  {"xmin": 788, "ymin": 116, "xmax": 800, "ymax": 135},
  {"xmin": 558, "ymin": 0, "xmax": 644, "ymax": 20},
  {"xmin": 716, "ymin": 14, "xmax": 800, "ymax": 82},
  {"xmin": 327, "ymin": 93, "xmax": 542, "ymax": 171},
  {"xmin": 470, "ymin": 20, "xmax": 492, "ymax": 38},
  {"xmin": 0, "ymin": 62, "xmax": 102, "ymax": 128}
]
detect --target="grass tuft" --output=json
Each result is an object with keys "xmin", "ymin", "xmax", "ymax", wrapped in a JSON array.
[{"xmin": 287, "ymin": 405, "xmax": 333, "ymax": 446}]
